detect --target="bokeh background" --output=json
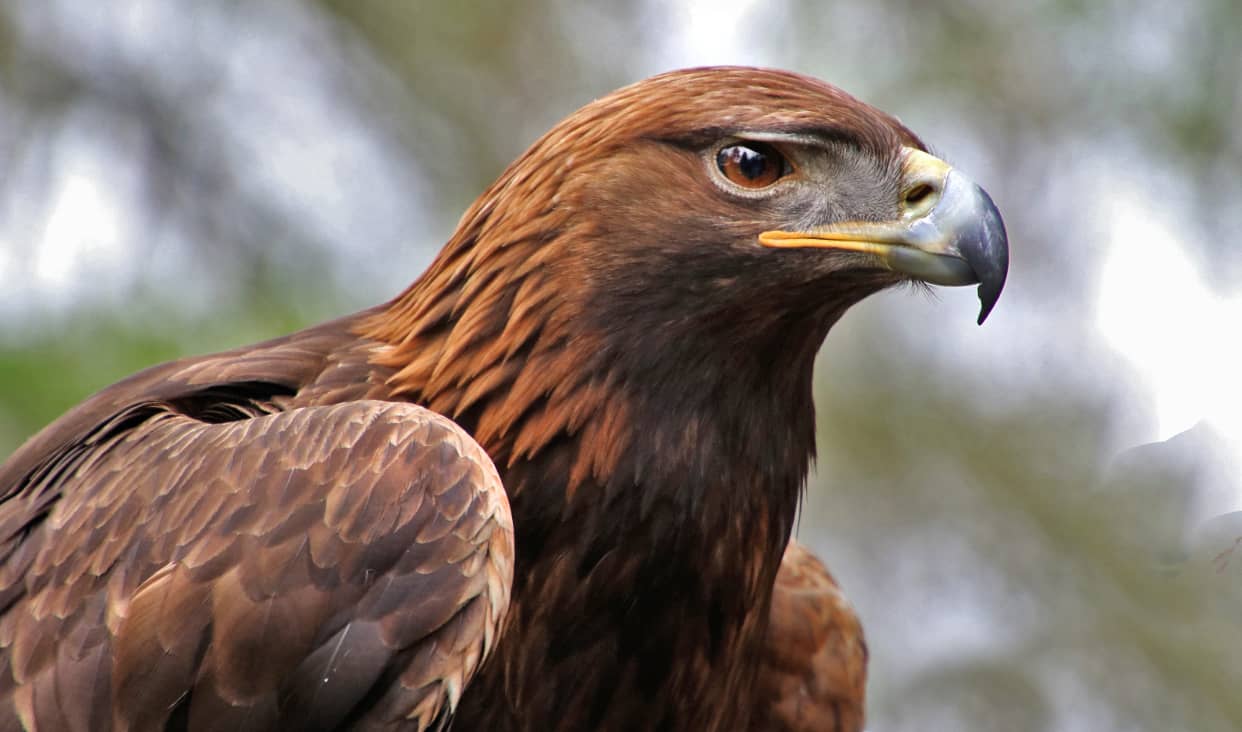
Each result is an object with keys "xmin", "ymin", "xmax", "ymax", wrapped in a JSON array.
[{"xmin": 2, "ymin": 2, "xmax": 1240, "ymax": 730}]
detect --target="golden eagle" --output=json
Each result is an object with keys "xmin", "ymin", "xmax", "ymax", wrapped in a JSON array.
[{"xmin": 0, "ymin": 67, "xmax": 1007, "ymax": 731}]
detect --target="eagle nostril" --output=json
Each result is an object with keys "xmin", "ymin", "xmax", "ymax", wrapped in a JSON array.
[
  {"xmin": 901, "ymin": 182, "xmax": 940, "ymax": 220},
  {"xmin": 904, "ymin": 183, "xmax": 935, "ymax": 207}
]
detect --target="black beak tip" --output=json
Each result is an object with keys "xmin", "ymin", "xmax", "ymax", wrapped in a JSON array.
[
  {"xmin": 976, "ymin": 277, "xmax": 1004, "ymax": 325},
  {"xmin": 967, "ymin": 187, "xmax": 1009, "ymax": 325}
]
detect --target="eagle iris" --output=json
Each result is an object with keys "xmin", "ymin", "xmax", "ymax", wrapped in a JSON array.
[{"xmin": 716, "ymin": 142, "xmax": 786, "ymax": 188}]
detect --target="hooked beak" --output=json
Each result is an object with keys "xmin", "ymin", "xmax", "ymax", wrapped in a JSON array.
[{"xmin": 759, "ymin": 148, "xmax": 1009, "ymax": 324}]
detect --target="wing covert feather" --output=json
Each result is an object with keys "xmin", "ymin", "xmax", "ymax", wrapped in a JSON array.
[
  {"xmin": 755, "ymin": 541, "xmax": 867, "ymax": 732},
  {"xmin": 0, "ymin": 399, "xmax": 514, "ymax": 732}
]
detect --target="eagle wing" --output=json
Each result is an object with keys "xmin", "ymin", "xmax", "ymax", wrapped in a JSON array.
[
  {"xmin": 0, "ymin": 398, "xmax": 513, "ymax": 732},
  {"xmin": 756, "ymin": 541, "xmax": 867, "ymax": 732}
]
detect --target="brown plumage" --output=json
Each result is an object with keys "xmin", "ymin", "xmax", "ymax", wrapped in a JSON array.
[
  {"xmin": 0, "ymin": 67, "xmax": 1007, "ymax": 730},
  {"xmin": 756, "ymin": 542, "xmax": 867, "ymax": 732}
]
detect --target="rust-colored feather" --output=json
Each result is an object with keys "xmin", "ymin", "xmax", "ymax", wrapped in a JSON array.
[{"xmin": 757, "ymin": 542, "xmax": 868, "ymax": 732}]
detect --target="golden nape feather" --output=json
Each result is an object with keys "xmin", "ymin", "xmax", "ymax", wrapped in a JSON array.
[{"xmin": 1, "ymin": 66, "xmax": 1006, "ymax": 731}]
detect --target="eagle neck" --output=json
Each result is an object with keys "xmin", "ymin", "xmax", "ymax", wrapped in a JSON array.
[{"xmin": 360, "ymin": 240, "xmax": 835, "ymax": 729}]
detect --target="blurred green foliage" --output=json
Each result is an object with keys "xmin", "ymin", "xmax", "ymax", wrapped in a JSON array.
[{"xmin": 1, "ymin": 2, "xmax": 1239, "ymax": 730}]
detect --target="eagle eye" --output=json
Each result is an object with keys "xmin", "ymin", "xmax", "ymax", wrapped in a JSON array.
[{"xmin": 715, "ymin": 142, "xmax": 788, "ymax": 189}]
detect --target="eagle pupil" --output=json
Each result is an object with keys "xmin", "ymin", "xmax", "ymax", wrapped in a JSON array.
[{"xmin": 735, "ymin": 147, "xmax": 767, "ymax": 179}]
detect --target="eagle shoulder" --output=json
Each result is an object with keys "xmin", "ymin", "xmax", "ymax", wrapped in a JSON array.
[{"xmin": 0, "ymin": 394, "xmax": 513, "ymax": 732}]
